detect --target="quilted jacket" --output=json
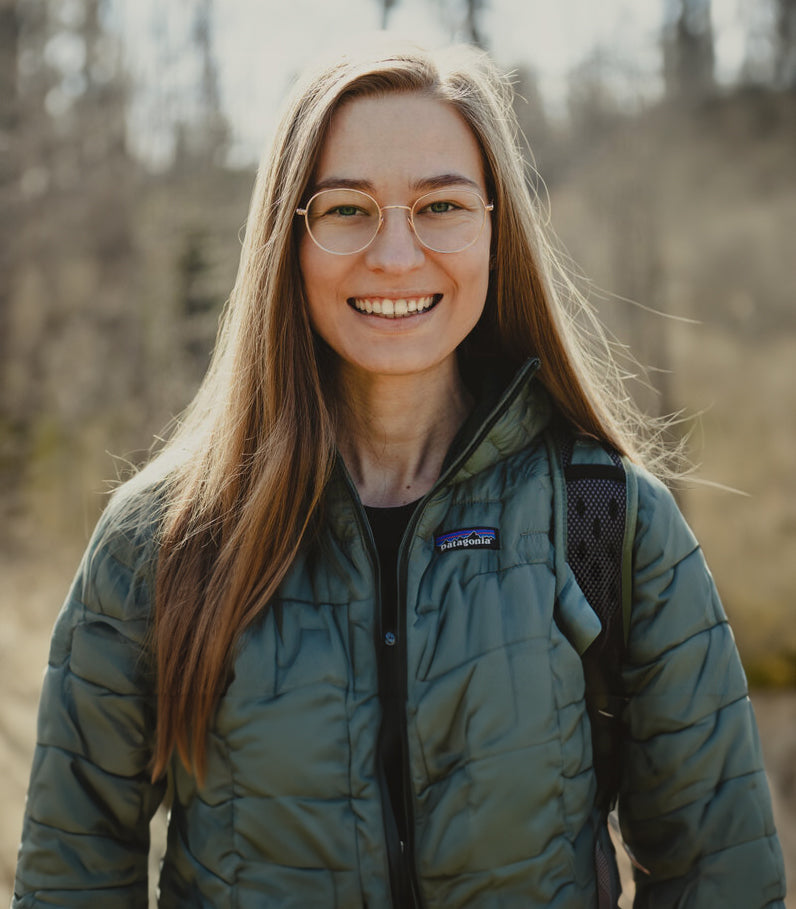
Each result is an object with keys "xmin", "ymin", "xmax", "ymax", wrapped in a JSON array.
[{"xmin": 13, "ymin": 360, "xmax": 786, "ymax": 907}]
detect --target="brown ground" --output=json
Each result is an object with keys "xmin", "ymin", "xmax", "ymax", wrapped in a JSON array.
[{"xmin": 1, "ymin": 547, "xmax": 793, "ymax": 906}]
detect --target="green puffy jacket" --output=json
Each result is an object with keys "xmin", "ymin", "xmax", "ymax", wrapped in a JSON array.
[{"xmin": 13, "ymin": 361, "xmax": 786, "ymax": 907}]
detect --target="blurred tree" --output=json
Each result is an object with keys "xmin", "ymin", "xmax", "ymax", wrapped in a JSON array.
[
  {"xmin": 511, "ymin": 64, "xmax": 562, "ymax": 188},
  {"xmin": 174, "ymin": 0, "xmax": 229, "ymax": 169},
  {"xmin": 179, "ymin": 229, "xmax": 213, "ymax": 319},
  {"xmin": 71, "ymin": 0, "xmax": 135, "ymax": 268},
  {"xmin": 663, "ymin": 0, "xmax": 715, "ymax": 99},
  {"xmin": 0, "ymin": 0, "xmax": 23, "ymax": 524},
  {"xmin": 774, "ymin": 0, "xmax": 796, "ymax": 88},
  {"xmin": 379, "ymin": 0, "xmax": 397, "ymax": 29},
  {"xmin": 177, "ymin": 227, "xmax": 219, "ymax": 380},
  {"xmin": 0, "ymin": 0, "xmax": 20, "ymax": 391},
  {"xmin": 461, "ymin": 0, "xmax": 486, "ymax": 48},
  {"xmin": 606, "ymin": 160, "xmax": 673, "ymax": 428},
  {"xmin": 562, "ymin": 48, "xmax": 681, "ymax": 484},
  {"xmin": 0, "ymin": 0, "xmax": 149, "ymax": 540},
  {"xmin": 3, "ymin": 0, "xmax": 58, "ymax": 426},
  {"xmin": 567, "ymin": 48, "xmax": 624, "ymax": 143},
  {"xmin": 377, "ymin": 0, "xmax": 487, "ymax": 47}
]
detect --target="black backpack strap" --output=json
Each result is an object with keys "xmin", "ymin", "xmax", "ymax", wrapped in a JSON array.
[
  {"xmin": 560, "ymin": 436, "xmax": 630, "ymax": 814},
  {"xmin": 548, "ymin": 432, "xmax": 640, "ymax": 907}
]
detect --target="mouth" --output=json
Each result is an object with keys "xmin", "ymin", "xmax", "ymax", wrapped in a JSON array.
[{"xmin": 347, "ymin": 294, "xmax": 441, "ymax": 319}]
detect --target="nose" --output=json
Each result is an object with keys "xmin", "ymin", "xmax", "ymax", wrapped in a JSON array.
[{"xmin": 363, "ymin": 206, "xmax": 425, "ymax": 273}]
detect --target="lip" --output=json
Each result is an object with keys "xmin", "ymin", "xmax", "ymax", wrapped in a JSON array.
[{"xmin": 347, "ymin": 293, "xmax": 442, "ymax": 318}]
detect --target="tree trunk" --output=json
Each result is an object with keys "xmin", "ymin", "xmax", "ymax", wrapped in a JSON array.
[
  {"xmin": 663, "ymin": 0, "xmax": 715, "ymax": 100},
  {"xmin": 0, "ymin": 0, "xmax": 19, "ymax": 396}
]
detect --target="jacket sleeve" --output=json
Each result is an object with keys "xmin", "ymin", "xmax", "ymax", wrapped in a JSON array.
[
  {"xmin": 13, "ymin": 490, "xmax": 168, "ymax": 908},
  {"xmin": 617, "ymin": 468, "xmax": 786, "ymax": 908}
]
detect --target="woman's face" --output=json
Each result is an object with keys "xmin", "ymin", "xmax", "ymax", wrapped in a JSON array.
[{"xmin": 299, "ymin": 91, "xmax": 492, "ymax": 381}]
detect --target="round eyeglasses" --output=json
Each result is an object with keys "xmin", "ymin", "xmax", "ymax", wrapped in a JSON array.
[{"xmin": 296, "ymin": 187, "xmax": 494, "ymax": 256}]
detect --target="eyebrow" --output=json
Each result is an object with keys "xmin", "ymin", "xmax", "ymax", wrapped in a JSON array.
[{"xmin": 311, "ymin": 173, "xmax": 483, "ymax": 195}]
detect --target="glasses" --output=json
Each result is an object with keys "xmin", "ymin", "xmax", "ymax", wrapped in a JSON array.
[{"xmin": 296, "ymin": 187, "xmax": 493, "ymax": 255}]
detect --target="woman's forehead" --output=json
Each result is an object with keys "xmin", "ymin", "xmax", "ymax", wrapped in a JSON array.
[{"xmin": 313, "ymin": 92, "xmax": 486, "ymax": 194}]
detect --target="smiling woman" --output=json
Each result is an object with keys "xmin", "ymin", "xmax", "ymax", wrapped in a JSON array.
[
  {"xmin": 299, "ymin": 92, "xmax": 492, "ymax": 452},
  {"xmin": 12, "ymin": 41, "xmax": 787, "ymax": 909}
]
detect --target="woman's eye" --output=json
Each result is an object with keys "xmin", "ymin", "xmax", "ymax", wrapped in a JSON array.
[
  {"xmin": 331, "ymin": 205, "xmax": 361, "ymax": 217},
  {"xmin": 425, "ymin": 200, "xmax": 457, "ymax": 214}
]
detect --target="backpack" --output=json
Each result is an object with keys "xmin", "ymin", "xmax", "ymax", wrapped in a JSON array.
[{"xmin": 555, "ymin": 434, "xmax": 640, "ymax": 908}]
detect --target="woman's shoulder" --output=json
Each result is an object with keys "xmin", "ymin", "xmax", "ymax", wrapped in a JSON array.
[
  {"xmin": 622, "ymin": 460, "xmax": 729, "ymax": 664},
  {"xmin": 77, "ymin": 476, "xmax": 168, "ymax": 624},
  {"xmin": 94, "ymin": 475, "xmax": 166, "ymax": 561},
  {"xmin": 41, "ymin": 476, "xmax": 167, "ymax": 675},
  {"xmin": 625, "ymin": 461, "xmax": 699, "ymax": 568}
]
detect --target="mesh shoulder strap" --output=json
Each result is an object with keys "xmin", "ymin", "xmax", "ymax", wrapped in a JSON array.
[{"xmin": 560, "ymin": 436, "xmax": 631, "ymax": 814}]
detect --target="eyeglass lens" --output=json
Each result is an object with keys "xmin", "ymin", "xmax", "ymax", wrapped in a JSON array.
[{"xmin": 304, "ymin": 188, "xmax": 488, "ymax": 254}]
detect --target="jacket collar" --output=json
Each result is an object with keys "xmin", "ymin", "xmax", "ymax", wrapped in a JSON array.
[{"xmin": 441, "ymin": 357, "xmax": 551, "ymax": 485}]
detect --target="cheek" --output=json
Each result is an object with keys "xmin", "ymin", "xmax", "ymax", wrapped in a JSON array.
[
  {"xmin": 471, "ymin": 222, "xmax": 491, "ymax": 277},
  {"xmin": 298, "ymin": 235, "xmax": 318, "ymax": 293},
  {"xmin": 299, "ymin": 238, "xmax": 331, "ymax": 327},
  {"xmin": 464, "ymin": 242, "xmax": 491, "ymax": 308},
  {"xmin": 458, "ymin": 252, "xmax": 491, "ymax": 335}
]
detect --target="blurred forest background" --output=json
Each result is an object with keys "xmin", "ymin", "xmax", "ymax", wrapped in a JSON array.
[{"xmin": 0, "ymin": 0, "xmax": 794, "ymax": 903}]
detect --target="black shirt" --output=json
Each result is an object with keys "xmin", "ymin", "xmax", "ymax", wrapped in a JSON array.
[{"xmin": 364, "ymin": 499, "xmax": 419, "ymax": 885}]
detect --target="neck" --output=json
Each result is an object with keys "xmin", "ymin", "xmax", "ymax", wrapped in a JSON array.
[{"xmin": 335, "ymin": 357, "xmax": 473, "ymax": 507}]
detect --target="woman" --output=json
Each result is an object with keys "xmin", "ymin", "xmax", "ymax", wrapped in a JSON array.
[{"xmin": 13, "ymin": 42, "xmax": 786, "ymax": 908}]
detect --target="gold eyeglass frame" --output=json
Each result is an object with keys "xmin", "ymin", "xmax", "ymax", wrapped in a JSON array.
[{"xmin": 296, "ymin": 188, "xmax": 494, "ymax": 256}]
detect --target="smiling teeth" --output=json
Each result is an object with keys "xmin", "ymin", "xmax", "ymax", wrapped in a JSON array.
[{"xmin": 353, "ymin": 295, "xmax": 436, "ymax": 318}]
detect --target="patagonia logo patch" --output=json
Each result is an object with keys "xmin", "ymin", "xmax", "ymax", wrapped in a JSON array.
[{"xmin": 434, "ymin": 527, "xmax": 500, "ymax": 553}]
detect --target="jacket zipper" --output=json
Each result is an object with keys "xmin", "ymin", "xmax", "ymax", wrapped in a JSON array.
[{"xmin": 394, "ymin": 535, "xmax": 423, "ymax": 908}]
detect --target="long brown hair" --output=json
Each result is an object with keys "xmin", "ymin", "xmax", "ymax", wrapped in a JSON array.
[{"xmin": 133, "ymin": 42, "xmax": 657, "ymax": 782}]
